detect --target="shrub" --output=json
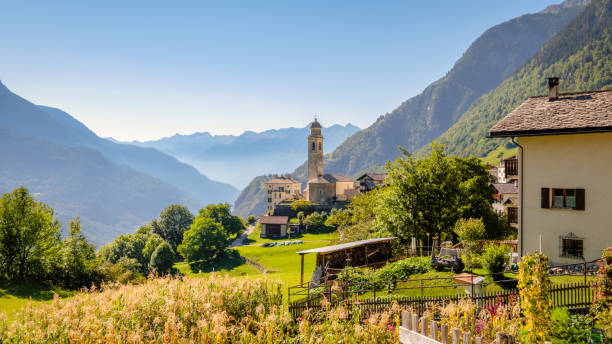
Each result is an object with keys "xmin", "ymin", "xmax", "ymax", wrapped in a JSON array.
[
  {"xmin": 148, "ymin": 242, "xmax": 175, "ymax": 275},
  {"xmin": 462, "ymin": 251, "xmax": 482, "ymax": 270},
  {"xmin": 454, "ymin": 218, "xmax": 486, "ymax": 242},
  {"xmin": 246, "ymin": 215, "xmax": 257, "ymax": 225},
  {"xmin": 376, "ymin": 257, "xmax": 431, "ymax": 282},
  {"xmin": 304, "ymin": 212, "xmax": 328, "ymax": 232},
  {"xmin": 518, "ymin": 252, "xmax": 552, "ymax": 344},
  {"xmin": 290, "ymin": 199, "xmax": 313, "ymax": 212},
  {"xmin": 481, "ymin": 244, "xmax": 510, "ymax": 273},
  {"xmin": 549, "ymin": 308, "xmax": 591, "ymax": 344}
]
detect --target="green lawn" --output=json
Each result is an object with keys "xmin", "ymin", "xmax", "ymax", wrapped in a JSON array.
[
  {"xmin": 0, "ymin": 280, "xmax": 74, "ymax": 321},
  {"xmin": 243, "ymin": 225, "xmax": 336, "ymax": 246}
]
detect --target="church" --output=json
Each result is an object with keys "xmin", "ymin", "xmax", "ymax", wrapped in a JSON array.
[{"xmin": 303, "ymin": 118, "xmax": 357, "ymax": 204}]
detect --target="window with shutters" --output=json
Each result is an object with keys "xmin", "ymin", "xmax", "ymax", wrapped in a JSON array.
[
  {"xmin": 541, "ymin": 188, "xmax": 585, "ymax": 210},
  {"xmin": 560, "ymin": 233, "xmax": 584, "ymax": 258}
]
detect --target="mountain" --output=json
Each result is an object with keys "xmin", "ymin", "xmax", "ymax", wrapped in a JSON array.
[
  {"xmin": 287, "ymin": 2, "xmax": 586, "ymax": 180},
  {"xmin": 232, "ymin": 175, "xmax": 273, "ymax": 218},
  {"xmin": 135, "ymin": 123, "xmax": 360, "ymax": 189},
  {"xmin": 0, "ymin": 81, "xmax": 237, "ymax": 245},
  {"xmin": 36, "ymin": 106, "xmax": 238, "ymax": 206},
  {"xmin": 419, "ymin": 0, "xmax": 612, "ymax": 159}
]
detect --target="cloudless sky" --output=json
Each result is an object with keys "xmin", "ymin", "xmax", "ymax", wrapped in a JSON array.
[{"xmin": 0, "ymin": 1, "xmax": 558, "ymax": 141}]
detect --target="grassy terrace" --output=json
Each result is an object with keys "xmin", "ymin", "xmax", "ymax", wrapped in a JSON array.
[{"xmin": 0, "ymin": 280, "xmax": 74, "ymax": 321}]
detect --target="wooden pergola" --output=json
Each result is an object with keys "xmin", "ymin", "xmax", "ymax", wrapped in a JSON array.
[{"xmin": 296, "ymin": 237, "xmax": 396, "ymax": 284}]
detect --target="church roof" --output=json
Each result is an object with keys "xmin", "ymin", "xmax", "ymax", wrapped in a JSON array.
[
  {"xmin": 308, "ymin": 174, "xmax": 354, "ymax": 184},
  {"xmin": 310, "ymin": 118, "xmax": 322, "ymax": 128},
  {"xmin": 266, "ymin": 178, "xmax": 300, "ymax": 184}
]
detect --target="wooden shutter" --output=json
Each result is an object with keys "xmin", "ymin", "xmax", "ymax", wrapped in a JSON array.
[
  {"xmin": 541, "ymin": 188, "xmax": 550, "ymax": 208},
  {"xmin": 575, "ymin": 188, "xmax": 585, "ymax": 210}
]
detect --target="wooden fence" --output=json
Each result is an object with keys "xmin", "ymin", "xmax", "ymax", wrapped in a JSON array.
[
  {"xmin": 289, "ymin": 281, "xmax": 595, "ymax": 319},
  {"xmin": 399, "ymin": 310, "xmax": 538, "ymax": 344}
]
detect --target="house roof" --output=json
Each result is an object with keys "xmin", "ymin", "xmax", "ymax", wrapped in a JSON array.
[
  {"xmin": 260, "ymin": 216, "xmax": 289, "ymax": 225},
  {"xmin": 492, "ymin": 183, "xmax": 518, "ymax": 194},
  {"xmin": 265, "ymin": 178, "xmax": 300, "ymax": 184},
  {"xmin": 308, "ymin": 173, "xmax": 354, "ymax": 184},
  {"xmin": 296, "ymin": 237, "xmax": 396, "ymax": 255},
  {"xmin": 489, "ymin": 90, "xmax": 612, "ymax": 137},
  {"xmin": 356, "ymin": 173, "xmax": 388, "ymax": 181}
]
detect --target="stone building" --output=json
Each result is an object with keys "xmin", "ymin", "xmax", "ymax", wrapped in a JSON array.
[
  {"xmin": 264, "ymin": 175, "xmax": 301, "ymax": 214},
  {"xmin": 303, "ymin": 118, "xmax": 356, "ymax": 204}
]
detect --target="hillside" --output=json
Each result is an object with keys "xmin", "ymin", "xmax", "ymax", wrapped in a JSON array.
[
  {"xmin": 136, "ymin": 123, "xmax": 359, "ymax": 189},
  {"xmin": 0, "ymin": 81, "xmax": 237, "ymax": 245},
  {"xmin": 423, "ymin": 0, "xmax": 612, "ymax": 159},
  {"xmin": 0, "ymin": 128, "xmax": 198, "ymax": 245},
  {"xmin": 232, "ymin": 175, "xmax": 273, "ymax": 218},
  {"xmin": 289, "ymin": 3, "xmax": 585, "ymax": 180}
]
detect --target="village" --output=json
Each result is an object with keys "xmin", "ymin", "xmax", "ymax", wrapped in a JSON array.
[
  {"xmin": 1, "ymin": 1, "xmax": 611, "ymax": 343},
  {"xmin": 237, "ymin": 79, "xmax": 612, "ymax": 343}
]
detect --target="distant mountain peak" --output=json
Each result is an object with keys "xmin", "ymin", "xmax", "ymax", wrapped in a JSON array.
[{"xmin": 540, "ymin": 0, "xmax": 590, "ymax": 14}]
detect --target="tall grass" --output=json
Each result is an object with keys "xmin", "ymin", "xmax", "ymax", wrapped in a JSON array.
[{"xmin": 0, "ymin": 274, "xmax": 399, "ymax": 343}]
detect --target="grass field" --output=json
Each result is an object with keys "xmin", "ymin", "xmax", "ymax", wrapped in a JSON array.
[{"xmin": 0, "ymin": 280, "xmax": 73, "ymax": 321}]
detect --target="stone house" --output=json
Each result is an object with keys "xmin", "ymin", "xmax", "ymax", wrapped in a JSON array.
[
  {"xmin": 264, "ymin": 176, "xmax": 301, "ymax": 214},
  {"xmin": 356, "ymin": 173, "xmax": 388, "ymax": 193},
  {"xmin": 259, "ymin": 215, "xmax": 290, "ymax": 238}
]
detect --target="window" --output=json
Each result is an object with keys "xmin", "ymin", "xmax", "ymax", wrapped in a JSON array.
[
  {"xmin": 507, "ymin": 207, "xmax": 518, "ymax": 224},
  {"xmin": 318, "ymin": 143, "xmax": 322, "ymax": 150},
  {"xmin": 312, "ymin": 142, "xmax": 315, "ymax": 151},
  {"xmin": 279, "ymin": 187, "xmax": 284, "ymax": 192},
  {"xmin": 541, "ymin": 188, "xmax": 585, "ymax": 210},
  {"xmin": 267, "ymin": 198, "xmax": 272, "ymax": 203},
  {"xmin": 560, "ymin": 233, "xmax": 584, "ymax": 258},
  {"xmin": 552, "ymin": 188, "xmax": 576, "ymax": 208}
]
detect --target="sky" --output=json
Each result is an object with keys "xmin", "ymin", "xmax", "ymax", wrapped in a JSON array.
[{"xmin": 0, "ymin": 1, "xmax": 558, "ymax": 141}]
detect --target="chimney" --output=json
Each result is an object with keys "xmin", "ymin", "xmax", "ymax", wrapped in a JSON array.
[{"xmin": 548, "ymin": 77, "xmax": 559, "ymax": 100}]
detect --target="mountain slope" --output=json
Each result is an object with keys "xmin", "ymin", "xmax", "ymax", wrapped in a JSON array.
[
  {"xmin": 293, "ymin": 4, "xmax": 585, "ymax": 179},
  {"xmin": 0, "ymin": 127, "xmax": 198, "ymax": 245},
  {"xmin": 232, "ymin": 175, "xmax": 273, "ymax": 218},
  {"xmin": 0, "ymin": 82, "xmax": 238, "ymax": 206},
  {"xmin": 137, "ymin": 124, "xmax": 360, "ymax": 189},
  {"xmin": 424, "ymin": 0, "xmax": 612, "ymax": 159}
]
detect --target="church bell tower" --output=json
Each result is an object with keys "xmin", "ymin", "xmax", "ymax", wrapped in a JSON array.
[{"xmin": 307, "ymin": 117, "xmax": 324, "ymax": 181}]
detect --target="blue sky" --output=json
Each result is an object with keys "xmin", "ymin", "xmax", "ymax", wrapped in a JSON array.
[{"xmin": 0, "ymin": 1, "xmax": 557, "ymax": 141}]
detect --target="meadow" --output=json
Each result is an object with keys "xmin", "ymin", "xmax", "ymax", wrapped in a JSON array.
[{"xmin": 0, "ymin": 275, "xmax": 400, "ymax": 344}]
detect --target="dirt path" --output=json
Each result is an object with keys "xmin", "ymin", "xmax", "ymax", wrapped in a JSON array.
[{"xmin": 232, "ymin": 224, "xmax": 255, "ymax": 247}]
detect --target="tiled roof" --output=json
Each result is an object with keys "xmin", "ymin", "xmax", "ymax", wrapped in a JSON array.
[
  {"xmin": 260, "ymin": 216, "xmax": 289, "ymax": 225},
  {"xmin": 492, "ymin": 183, "xmax": 518, "ymax": 195},
  {"xmin": 265, "ymin": 178, "xmax": 300, "ymax": 184},
  {"xmin": 489, "ymin": 90, "xmax": 612, "ymax": 137},
  {"xmin": 308, "ymin": 174, "xmax": 354, "ymax": 184},
  {"xmin": 356, "ymin": 173, "xmax": 388, "ymax": 181}
]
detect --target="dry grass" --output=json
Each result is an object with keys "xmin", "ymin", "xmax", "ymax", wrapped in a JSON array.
[{"xmin": 0, "ymin": 274, "xmax": 399, "ymax": 343}]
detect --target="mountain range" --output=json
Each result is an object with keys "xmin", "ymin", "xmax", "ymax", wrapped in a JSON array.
[
  {"xmin": 234, "ymin": 0, "xmax": 599, "ymax": 217},
  {"xmin": 0, "ymin": 82, "xmax": 238, "ymax": 245},
  {"xmin": 131, "ymin": 123, "xmax": 360, "ymax": 189}
]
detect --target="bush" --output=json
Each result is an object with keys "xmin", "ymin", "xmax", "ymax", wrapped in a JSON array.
[
  {"xmin": 454, "ymin": 218, "xmax": 486, "ymax": 242},
  {"xmin": 481, "ymin": 244, "xmax": 510, "ymax": 273},
  {"xmin": 462, "ymin": 251, "xmax": 482, "ymax": 270},
  {"xmin": 376, "ymin": 257, "xmax": 431, "ymax": 282},
  {"xmin": 304, "ymin": 212, "xmax": 328, "ymax": 232},
  {"xmin": 518, "ymin": 252, "xmax": 552, "ymax": 344},
  {"xmin": 549, "ymin": 308, "xmax": 591, "ymax": 344},
  {"xmin": 246, "ymin": 215, "xmax": 257, "ymax": 225},
  {"xmin": 149, "ymin": 242, "xmax": 175, "ymax": 275}
]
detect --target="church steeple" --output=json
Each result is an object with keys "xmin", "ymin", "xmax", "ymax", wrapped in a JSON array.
[{"xmin": 307, "ymin": 117, "xmax": 324, "ymax": 181}]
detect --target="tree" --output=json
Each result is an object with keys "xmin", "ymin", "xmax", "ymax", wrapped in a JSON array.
[
  {"xmin": 149, "ymin": 242, "xmax": 175, "ymax": 275},
  {"xmin": 153, "ymin": 204, "xmax": 194, "ymax": 252},
  {"xmin": 246, "ymin": 215, "xmax": 257, "ymax": 225},
  {"xmin": 141, "ymin": 233, "xmax": 164, "ymax": 264},
  {"xmin": 304, "ymin": 212, "xmax": 328, "ymax": 232},
  {"xmin": 290, "ymin": 199, "xmax": 313, "ymax": 212},
  {"xmin": 178, "ymin": 217, "xmax": 229, "ymax": 266},
  {"xmin": 61, "ymin": 217, "xmax": 101, "ymax": 288},
  {"xmin": 0, "ymin": 187, "xmax": 62, "ymax": 281},
  {"xmin": 454, "ymin": 218, "xmax": 486, "ymax": 243},
  {"xmin": 99, "ymin": 232, "xmax": 150, "ymax": 274},
  {"xmin": 377, "ymin": 143, "xmax": 495, "ymax": 243},
  {"xmin": 198, "ymin": 203, "xmax": 244, "ymax": 237}
]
